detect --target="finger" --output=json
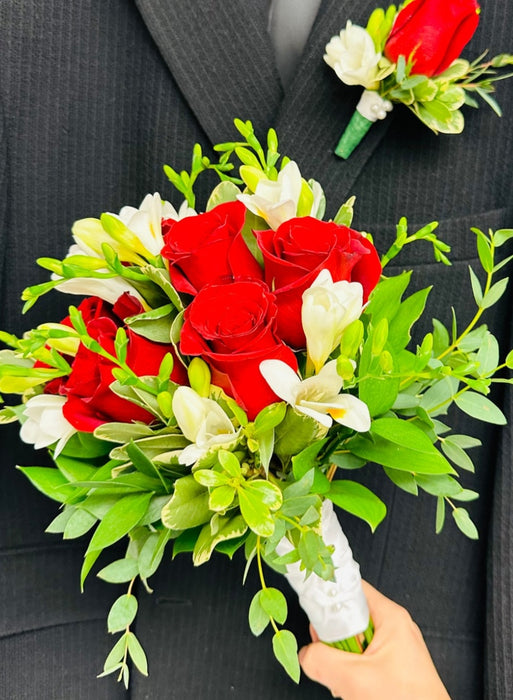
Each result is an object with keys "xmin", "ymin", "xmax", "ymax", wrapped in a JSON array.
[
  {"xmin": 361, "ymin": 580, "xmax": 404, "ymax": 628},
  {"xmin": 299, "ymin": 641, "xmax": 363, "ymax": 693},
  {"xmin": 309, "ymin": 624, "xmax": 320, "ymax": 643}
]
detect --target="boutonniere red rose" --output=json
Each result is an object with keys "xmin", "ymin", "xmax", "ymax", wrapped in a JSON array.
[{"xmin": 324, "ymin": 0, "xmax": 513, "ymax": 158}]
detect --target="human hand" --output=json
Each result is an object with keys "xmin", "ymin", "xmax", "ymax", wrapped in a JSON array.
[{"xmin": 298, "ymin": 580, "xmax": 451, "ymax": 699}]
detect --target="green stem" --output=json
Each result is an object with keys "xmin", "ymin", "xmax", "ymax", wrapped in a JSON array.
[{"xmin": 328, "ymin": 617, "xmax": 374, "ymax": 654}]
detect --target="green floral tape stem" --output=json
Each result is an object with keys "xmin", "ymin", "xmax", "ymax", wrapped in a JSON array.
[{"xmin": 335, "ymin": 112, "xmax": 373, "ymax": 160}]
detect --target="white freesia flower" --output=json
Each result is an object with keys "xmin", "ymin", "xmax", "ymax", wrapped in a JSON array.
[
  {"xmin": 324, "ymin": 21, "xmax": 381, "ymax": 89},
  {"xmin": 20, "ymin": 394, "xmax": 76, "ymax": 457},
  {"xmin": 302, "ymin": 270, "xmax": 364, "ymax": 373},
  {"xmin": 238, "ymin": 161, "xmax": 320, "ymax": 230},
  {"xmin": 260, "ymin": 359, "xmax": 370, "ymax": 431},
  {"xmin": 172, "ymin": 386, "xmax": 238, "ymax": 465},
  {"xmin": 52, "ymin": 244, "xmax": 146, "ymax": 306},
  {"xmin": 116, "ymin": 193, "xmax": 196, "ymax": 257}
]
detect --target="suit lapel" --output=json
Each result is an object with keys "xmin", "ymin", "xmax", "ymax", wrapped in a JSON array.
[
  {"xmin": 136, "ymin": 0, "xmax": 394, "ymax": 207},
  {"xmin": 275, "ymin": 0, "xmax": 396, "ymax": 207},
  {"xmin": 135, "ymin": 0, "xmax": 283, "ymax": 144}
]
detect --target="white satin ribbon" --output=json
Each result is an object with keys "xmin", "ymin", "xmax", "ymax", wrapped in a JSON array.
[{"xmin": 276, "ymin": 500, "xmax": 369, "ymax": 642}]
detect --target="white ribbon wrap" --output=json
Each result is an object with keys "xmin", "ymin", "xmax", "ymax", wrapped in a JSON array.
[
  {"xmin": 276, "ymin": 500, "xmax": 369, "ymax": 642},
  {"xmin": 356, "ymin": 89, "xmax": 393, "ymax": 122}
]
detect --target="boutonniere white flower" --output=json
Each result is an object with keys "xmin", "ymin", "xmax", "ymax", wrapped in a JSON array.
[
  {"xmin": 324, "ymin": 21, "xmax": 381, "ymax": 89},
  {"xmin": 325, "ymin": 1, "xmax": 513, "ymax": 159}
]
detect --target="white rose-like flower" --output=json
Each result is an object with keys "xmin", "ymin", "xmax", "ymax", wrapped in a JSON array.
[
  {"xmin": 20, "ymin": 394, "xmax": 76, "ymax": 457},
  {"xmin": 324, "ymin": 21, "xmax": 381, "ymax": 89},
  {"xmin": 302, "ymin": 269, "xmax": 364, "ymax": 374}
]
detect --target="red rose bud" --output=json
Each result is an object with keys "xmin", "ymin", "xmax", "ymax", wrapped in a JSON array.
[
  {"xmin": 384, "ymin": 0, "xmax": 480, "ymax": 77},
  {"xmin": 180, "ymin": 280, "xmax": 297, "ymax": 420},
  {"xmin": 161, "ymin": 200, "xmax": 263, "ymax": 294},
  {"xmin": 57, "ymin": 297, "xmax": 186, "ymax": 431},
  {"xmin": 255, "ymin": 218, "xmax": 381, "ymax": 348}
]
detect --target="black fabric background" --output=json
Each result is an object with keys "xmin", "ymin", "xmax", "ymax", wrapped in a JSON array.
[{"xmin": 1, "ymin": 1, "xmax": 512, "ymax": 698}]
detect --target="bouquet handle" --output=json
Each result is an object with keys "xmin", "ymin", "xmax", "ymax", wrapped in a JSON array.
[{"xmin": 277, "ymin": 500, "xmax": 371, "ymax": 646}]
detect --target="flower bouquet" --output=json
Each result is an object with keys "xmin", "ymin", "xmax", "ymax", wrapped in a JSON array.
[
  {"xmin": 1, "ymin": 119, "xmax": 512, "ymax": 687},
  {"xmin": 325, "ymin": 0, "xmax": 513, "ymax": 158}
]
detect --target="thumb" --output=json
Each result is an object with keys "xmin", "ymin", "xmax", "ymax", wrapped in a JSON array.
[{"xmin": 298, "ymin": 641, "xmax": 366, "ymax": 698}]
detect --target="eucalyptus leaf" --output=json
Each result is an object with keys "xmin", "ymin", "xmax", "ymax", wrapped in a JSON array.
[
  {"xmin": 455, "ymin": 391, "xmax": 506, "ymax": 424},
  {"xmin": 127, "ymin": 632, "xmax": 148, "ymax": 676},
  {"xmin": 107, "ymin": 594, "xmax": 138, "ymax": 633},
  {"xmin": 97, "ymin": 558, "xmax": 139, "ymax": 584},
  {"xmin": 452, "ymin": 507, "xmax": 479, "ymax": 539}
]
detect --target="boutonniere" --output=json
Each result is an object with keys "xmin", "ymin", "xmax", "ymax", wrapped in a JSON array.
[{"xmin": 324, "ymin": 0, "xmax": 513, "ymax": 159}]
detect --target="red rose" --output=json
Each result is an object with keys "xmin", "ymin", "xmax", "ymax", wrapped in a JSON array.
[
  {"xmin": 160, "ymin": 200, "xmax": 262, "ymax": 294},
  {"xmin": 55, "ymin": 297, "xmax": 186, "ymax": 431},
  {"xmin": 180, "ymin": 280, "xmax": 297, "ymax": 420},
  {"xmin": 384, "ymin": 0, "xmax": 480, "ymax": 77},
  {"xmin": 255, "ymin": 217, "xmax": 381, "ymax": 348}
]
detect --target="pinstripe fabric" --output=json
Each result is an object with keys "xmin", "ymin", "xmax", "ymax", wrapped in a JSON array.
[{"xmin": 0, "ymin": 0, "xmax": 512, "ymax": 698}]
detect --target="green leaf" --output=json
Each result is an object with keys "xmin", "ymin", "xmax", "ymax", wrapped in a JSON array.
[
  {"xmin": 333, "ymin": 196, "xmax": 356, "ymax": 226},
  {"xmin": 192, "ymin": 514, "xmax": 248, "ymax": 566},
  {"xmin": 63, "ymin": 508, "xmax": 97, "ymax": 539},
  {"xmin": 493, "ymin": 228, "xmax": 513, "ymax": 247},
  {"xmin": 161, "ymin": 475, "xmax": 211, "ymax": 530},
  {"xmin": 328, "ymin": 481, "xmax": 386, "ymax": 531},
  {"xmin": 102, "ymin": 634, "xmax": 128, "ymax": 674},
  {"xmin": 248, "ymin": 591, "xmax": 270, "ymax": 636},
  {"xmin": 238, "ymin": 488, "xmax": 275, "ymax": 537},
  {"xmin": 482, "ymin": 278, "xmax": 508, "ymax": 309},
  {"xmin": 468, "ymin": 266, "xmax": 483, "ymax": 305},
  {"xmin": 206, "ymin": 181, "xmax": 241, "ymax": 210},
  {"xmin": 254, "ymin": 402, "xmax": 287, "ymax": 435},
  {"xmin": 291, "ymin": 439, "xmax": 329, "ymax": 480},
  {"xmin": 86, "ymin": 492, "xmax": 153, "ymax": 554},
  {"xmin": 45, "ymin": 508, "xmax": 75, "ymax": 534},
  {"xmin": 209, "ymin": 484, "xmax": 236, "ymax": 511},
  {"xmin": 384, "ymin": 467, "xmax": 418, "ymax": 495},
  {"xmin": 455, "ymin": 391, "xmax": 506, "ymax": 425},
  {"xmin": 440, "ymin": 440, "xmax": 475, "ymax": 472},
  {"xmin": 452, "ymin": 507, "xmax": 479, "ymax": 539},
  {"xmin": 349, "ymin": 420, "xmax": 454, "ymax": 475},
  {"xmin": 97, "ymin": 558, "xmax": 139, "ymax": 583},
  {"xmin": 218, "ymin": 450, "xmax": 242, "ymax": 478},
  {"xmin": 435, "ymin": 497, "xmax": 445, "ymax": 533},
  {"xmin": 388, "ymin": 287, "xmax": 431, "ymax": 353},
  {"xmin": 272, "ymin": 630, "xmax": 300, "ymax": 683},
  {"xmin": 139, "ymin": 529, "xmax": 171, "ymax": 579},
  {"xmin": 415, "ymin": 473, "xmax": 462, "ymax": 497},
  {"xmin": 127, "ymin": 632, "xmax": 148, "ymax": 676},
  {"xmin": 260, "ymin": 588, "xmax": 288, "ymax": 625},
  {"xmin": 16, "ymin": 467, "xmax": 69, "ymax": 503},
  {"xmin": 125, "ymin": 304, "xmax": 175, "ymax": 343},
  {"xmin": 107, "ymin": 594, "xmax": 138, "ymax": 633}
]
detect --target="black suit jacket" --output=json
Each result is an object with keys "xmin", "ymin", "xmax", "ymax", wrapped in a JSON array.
[{"xmin": 1, "ymin": 1, "xmax": 512, "ymax": 698}]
